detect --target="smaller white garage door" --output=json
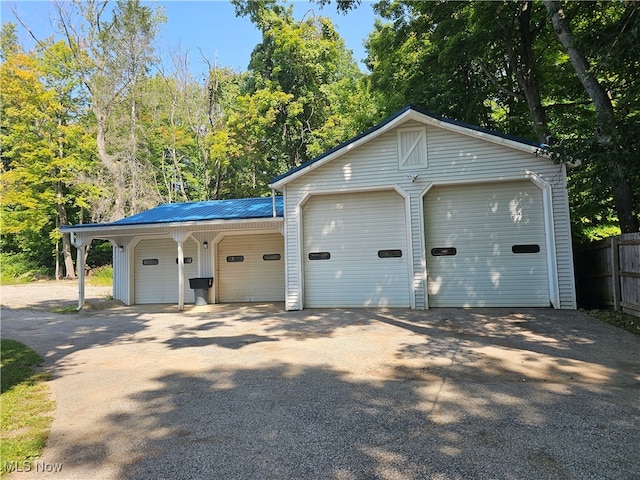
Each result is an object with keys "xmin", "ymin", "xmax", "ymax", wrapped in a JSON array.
[
  {"xmin": 424, "ymin": 181, "xmax": 550, "ymax": 307},
  {"xmin": 303, "ymin": 190, "xmax": 410, "ymax": 308},
  {"xmin": 217, "ymin": 233, "xmax": 285, "ymax": 302},
  {"xmin": 134, "ymin": 238, "xmax": 199, "ymax": 304}
]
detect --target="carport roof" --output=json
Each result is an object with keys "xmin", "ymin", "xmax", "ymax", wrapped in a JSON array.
[{"xmin": 62, "ymin": 197, "xmax": 283, "ymax": 231}]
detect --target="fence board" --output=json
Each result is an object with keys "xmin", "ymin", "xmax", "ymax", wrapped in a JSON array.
[{"xmin": 574, "ymin": 232, "xmax": 640, "ymax": 318}]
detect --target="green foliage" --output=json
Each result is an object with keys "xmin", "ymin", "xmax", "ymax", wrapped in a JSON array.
[
  {"xmin": 364, "ymin": 0, "xmax": 639, "ymax": 236},
  {"xmin": 234, "ymin": 0, "xmax": 378, "ymax": 188},
  {"xmin": 2, "ymin": 0, "xmax": 636, "ymax": 270},
  {"xmin": 0, "ymin": 339, "xmax": 54, "ymax": 475},
  {"xmin": 0, "ymin": 253, "xmax": 49, "ymax": 284}
]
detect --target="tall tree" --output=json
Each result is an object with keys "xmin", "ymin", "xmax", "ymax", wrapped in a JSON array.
[
  {"xmin": 544, "ymin": 0, "xmax": 638, "ymax": 233},
  {"xmin": 233, "ymin": 0, "xmax": 376, "ymax": 177},
  {"xmin": 54, "ymin": 0, "xmax": 165, "ymax": 220},
  {"xmin": 356, "ymin": 0, "xmax": 638, "ymax": 237},
  {"xmin": 1, "ymin": 38, "xmax": 97, "ymax": 277}
]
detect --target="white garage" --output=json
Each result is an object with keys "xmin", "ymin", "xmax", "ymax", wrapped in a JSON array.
[
  {"xmin": 271, "ymin": 106, "xmax": 575, "ymax": 310},
  {"xmin": 302, "ymin": 190, "xmax": 410, "ymax": 308},
  {"xmin": 424, "ymin": 181, "xmax": 550, "ymax": 307},
  {"xmin": 134, "ymin": 238, "xmax": 199, "ymax": 304},
  {"xmin": 217, "ymin": 233, "xmax": 285, "ymax": 302},
  {"xmin": 65, "ymin": 106, "xmax": 576, "ymax": 311}
]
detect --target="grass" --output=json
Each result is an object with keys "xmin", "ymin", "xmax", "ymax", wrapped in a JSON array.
[
  {"xmin": 587, "ymin": 309, "xmax": 640, "ymax": 336},
  {"xmin": 87, "ymin": 265, "xmax": 113, "ymax": 287},
  {"xmin": 0, "ymin": 339, "xmax": 54, "ymax": 476}
]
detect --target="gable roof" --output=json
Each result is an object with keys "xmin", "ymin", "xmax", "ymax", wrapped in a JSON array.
[
  {"xmin": 269, "ymin": 105, "xmax": 544, "ymax": 189},
  {"xmin": 61, "ymin": 197, "xmax": 283, "ymax": 233}
]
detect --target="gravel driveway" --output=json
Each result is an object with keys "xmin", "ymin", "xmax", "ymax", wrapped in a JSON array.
[{"xmin": 1, "ymin": 282, "xmax": 639, "ymax": 479}]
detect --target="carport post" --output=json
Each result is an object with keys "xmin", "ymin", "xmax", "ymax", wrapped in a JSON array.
[
  {"xmin": 77, "ymin": 245, "xmax": 85, "ymax": 310},
  {"xmin": 72, "ymin": 232, "xmax": 91, "ymax": 311},
  {"xmin": 177, "ymin": 240, "xmax": 185, "ymax": 311}
]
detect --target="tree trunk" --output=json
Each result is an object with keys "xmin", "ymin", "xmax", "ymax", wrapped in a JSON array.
[
  {"xmin": 95, "ymin": 106, "xmax": 126, "ymax": 220},
  {"xmin": 515, "ymin": 1, "xmax": 549, "ymax": 143},
  {"xmin": 56, "ymin": 183, "xmax": 76, "ymax": 279},
  {"xmin": 544, "ymin": 0, "xmax": 639, "ymax": 232}
]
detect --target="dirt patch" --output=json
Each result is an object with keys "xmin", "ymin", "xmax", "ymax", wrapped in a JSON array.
[{"xmin": 1, "ymin": 281, "xmax": 114, "ymax": 312}]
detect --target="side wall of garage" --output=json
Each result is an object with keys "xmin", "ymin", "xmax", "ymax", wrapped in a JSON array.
[{"xmin": 280, "ymin": 116, "xmax": 576, "ymax": 310}]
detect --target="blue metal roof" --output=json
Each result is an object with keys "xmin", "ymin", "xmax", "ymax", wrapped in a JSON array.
[
  {"xmin": 270, "ymin": 105, "xmax": 542, "ymax": 185},
  {"xmin": 114, "ymin": 197, "xmax": 283, "ymax": 226},
  {"xmin": 64, "ymin": 197, "xmax": 283, "ymax": 230}
]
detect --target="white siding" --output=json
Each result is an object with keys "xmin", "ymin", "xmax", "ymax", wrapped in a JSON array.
[
  {"xmin": 302, "ymin": 190, "xmax": 410, "ymax": 308},
  {"xmin": 217, "ymin": 233, "xmax": 285, "ymax": 302},
  {"xmin": 281, "ymin": 116, "xmax": 576, "ymax": 310},
  {"xmin": 134, "ymin": 238, "xmax": 199, "ymax": 304},
  {"xmin": 424, "ymin": 181, "xmax": 550, "ymax": 307}
]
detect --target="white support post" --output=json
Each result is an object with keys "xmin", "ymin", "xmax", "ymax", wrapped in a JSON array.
[
  {"xmin": 177, "ymin": 240, "xmax": 185, "ymax": 311},
  {"xmin": 272, "ymin": 189, "xmax": 277, "ymax": 217},
  {"xmin": 77, "ymin": 244, "xmax": 86, "ymax": 311}
]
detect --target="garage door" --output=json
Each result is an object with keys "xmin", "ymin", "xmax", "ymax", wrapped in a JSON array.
[
  {"xmin": 303, "ymin": 190, "xmax": 410, "ymax": 308},
  {"xmin": 134, "ymin": 238, "xmax": 199, "ymax": 304},
  {"xmin": 424, "ymin": 181, "xmax": 549, "ymax": 307},
  {"xmin": 217, "ymin": 233, "xmax": 285, "ymax": 302}
]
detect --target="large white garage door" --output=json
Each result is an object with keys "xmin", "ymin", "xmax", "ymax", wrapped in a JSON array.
[
  {"xmin": 217, "ymin": 233, "xmax": 285, "ymax": 302},
  {"xmin": 424, "ymin": 181, "xmax": 550, "ymax": 307},
  {"xmin": 303, "ymin": 190, "xmax": 410, "ymax": 308},
  {"xmin": 134, "ymin": 238, "xmax": 199, "ymax": 304}
]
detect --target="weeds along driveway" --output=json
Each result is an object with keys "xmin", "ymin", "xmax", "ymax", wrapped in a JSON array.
[{"xmin": 1, "ymin": 292, "xmax": 640, "ymax": 479}]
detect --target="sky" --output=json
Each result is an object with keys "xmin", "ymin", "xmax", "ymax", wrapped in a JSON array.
[{"xmin": 1, "ymin": 0, "xmax": 378, "ymax": 78}]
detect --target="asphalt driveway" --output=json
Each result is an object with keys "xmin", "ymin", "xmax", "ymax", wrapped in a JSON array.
[{"xmin": 1, "ymin": 285, "xmax": 639, "ymax": 479}]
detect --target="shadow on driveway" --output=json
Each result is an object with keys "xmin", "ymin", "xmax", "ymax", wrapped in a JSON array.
[{"xmin": 2, "ymin": 302, "xmax": 639, "ymax": 479}]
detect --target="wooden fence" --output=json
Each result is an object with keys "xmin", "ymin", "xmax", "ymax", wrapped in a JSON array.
[{"xmin": 574, "ymin": 232, "xmax": 640, "ymax": 318}]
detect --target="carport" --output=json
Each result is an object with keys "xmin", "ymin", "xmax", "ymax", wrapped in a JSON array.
[{"xmin": 61, "ymin": 197, "xmax": 284, "ymax": 311}]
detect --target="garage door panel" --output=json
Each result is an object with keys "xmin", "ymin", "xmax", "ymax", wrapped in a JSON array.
[
  {"xmin": 425, "ymin": 181, "xmax": 549, "ymax": 307},
  {"xmin": 134, "ymin": 238, "xmax": 199, "ymax": 304},
  {"xmin": 303, "ymin": 191, "xmax": 410, "ymax": 308},
  {"xmin": 217, "ymin": 233, "xmax": 284, "ymax": 302}
]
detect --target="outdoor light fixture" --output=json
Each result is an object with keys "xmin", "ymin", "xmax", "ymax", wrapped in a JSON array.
[
  {"xmin": 118, "ymin": 245, "xmax": 124, "ymax": 252},
  {"xmin": 203, "ymin": 241, "xmax": 208, "ymax": 249}
]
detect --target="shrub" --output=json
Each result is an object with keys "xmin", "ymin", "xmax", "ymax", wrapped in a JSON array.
[{"xmin": 0, "ymin": 253, "xmax": 48, "ymax": 284}]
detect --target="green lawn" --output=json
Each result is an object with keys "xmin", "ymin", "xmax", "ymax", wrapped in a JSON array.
[{"xmin": 0, "ymin": 339, "xmax": 54, "ymax": 476}]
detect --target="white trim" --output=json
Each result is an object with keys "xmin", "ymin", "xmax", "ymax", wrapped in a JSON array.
[
  {"xmin": 61, "ymin": 217, "xmax": 284, "ymax": 236},
  {"xmin": 418, "ymin": 183, "xmax": 434, "ymax": 309},
  {"xmin": 395, "ymin": 185, "xmax": 416, "ymax": 309},
  {"xmin": 525, "ymin": 171, "xmax": 560, "ymax": 308}
]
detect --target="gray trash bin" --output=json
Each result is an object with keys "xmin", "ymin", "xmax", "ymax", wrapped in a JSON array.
[{"xmin": 188, "ymin": 277, "xmax": 213, "ymax": 306}]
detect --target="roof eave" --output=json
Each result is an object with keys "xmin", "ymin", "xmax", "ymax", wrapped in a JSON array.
[{"xmin": 61, "ymin": 216, "xmax": 284, "ymax": 237}]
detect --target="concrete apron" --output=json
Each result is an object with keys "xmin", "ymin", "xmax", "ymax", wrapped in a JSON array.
[{"xmin": 3, "ymin": 305, "xmax": 639, "ymax": 480}]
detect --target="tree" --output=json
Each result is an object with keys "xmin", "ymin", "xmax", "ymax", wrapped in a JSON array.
[
  {"xmin": 233, "ymin": 0, "xmax": 377, "ymax": 181},
  {"xmin": 351, "ymin": 0, "xmax": 638, "ymax": 237},
  {"xmin": 544, "ymin": 0, "xmax": 638, "ymax": 233},
  {"xmin": 1, "ymin": 38, "xmax": 97, "ymax": 277},
  {"xmin": 54, "ymin": 0, "xmax": 165, "ymax": 220}
]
